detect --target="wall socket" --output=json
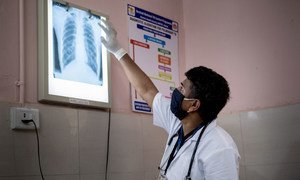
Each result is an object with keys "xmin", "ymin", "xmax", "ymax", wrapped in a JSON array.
[{"xmin": 10, "ymin": 107, "xmax": 40, "ymax": 130}]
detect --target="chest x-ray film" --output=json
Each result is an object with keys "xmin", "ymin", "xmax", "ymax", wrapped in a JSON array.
[{"xmin": 38, "ymin": 0, "xmax": 111, "ymax": 108}]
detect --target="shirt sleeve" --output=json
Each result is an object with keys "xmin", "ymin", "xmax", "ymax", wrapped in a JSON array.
[
  {"xmin": 152, "ymin": 92, "xmax": 180, "ymax": 134},
  {"xmin": 203, "ymin": 148, "xmax": 240, "ymax": 180}
]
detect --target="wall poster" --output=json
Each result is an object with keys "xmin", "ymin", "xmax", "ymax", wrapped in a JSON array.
[{"xmin": 127, "ymin": 4, "xmax": 179, "ymax": 113}]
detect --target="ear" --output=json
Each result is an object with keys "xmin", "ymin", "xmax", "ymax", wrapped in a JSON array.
[{"xmin": 187, "ymin": 99, "xmax": 201, "ymax": 113}]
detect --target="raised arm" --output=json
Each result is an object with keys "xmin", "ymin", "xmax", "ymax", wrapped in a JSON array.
[{"xmin": 99, "ymin": 20, "xmax": 158, "ymax": 107}]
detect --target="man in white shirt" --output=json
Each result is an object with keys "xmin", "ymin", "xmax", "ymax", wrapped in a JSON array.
[{"xmin": 100, "ymin": 20, "xmax": 240, "ymax": 180}]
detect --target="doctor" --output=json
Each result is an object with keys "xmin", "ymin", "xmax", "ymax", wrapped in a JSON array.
[{"xmin": 100, "ymin": 20, "xmax": 240, "ymax": 180}]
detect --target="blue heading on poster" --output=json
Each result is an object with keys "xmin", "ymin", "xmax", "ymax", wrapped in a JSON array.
[{"xmin": 127, "ymin": 4, "xmax": 178, "ymax": 32}]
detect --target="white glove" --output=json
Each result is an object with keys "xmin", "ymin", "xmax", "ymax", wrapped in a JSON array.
[{"xmin": 99, "ymin": 19, "xmax": 127, "ymax": 60}]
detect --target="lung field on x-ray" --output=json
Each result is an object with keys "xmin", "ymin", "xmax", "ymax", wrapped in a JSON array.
[
  {"xmin": 52, "ymin": 2, "xmax": 103, "ymax": 86},
  {"xmin": 62, "ymin": 17, "xmax": 77, "ymax": 68},
  {"xmin": 83, "ymin": 17, "xmax": 98, "ymax": 74}
]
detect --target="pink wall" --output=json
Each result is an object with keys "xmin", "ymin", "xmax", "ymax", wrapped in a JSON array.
[
  {"xmin": 2, "ymin": 0, "xmax": 299, "ymax": 114},
  {"xmin": 0, "ymin": 0, "xmax": 20, "ymax": 102},
  {"xmin": 183, "ymin": 0, "xmax": 300, "ymax": 113},
  {"xmin": 0, "ymin": 0, "xmax": 184, "ymax": 113}
]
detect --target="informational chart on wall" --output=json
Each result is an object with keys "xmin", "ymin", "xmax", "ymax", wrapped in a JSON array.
[{"xmin": 127, "ymin": 4, "xmax": 179, "ymax": 113}]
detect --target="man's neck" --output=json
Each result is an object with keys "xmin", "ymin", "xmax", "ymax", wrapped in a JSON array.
[{"xmin": 181, "ymin": 115, "xmax": 203, "ymax": 136}]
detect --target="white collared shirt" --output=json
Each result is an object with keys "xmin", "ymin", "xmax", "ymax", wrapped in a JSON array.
[{"xmin": 153, "ymin": 93, "xmax": 240, "ymax": 180}]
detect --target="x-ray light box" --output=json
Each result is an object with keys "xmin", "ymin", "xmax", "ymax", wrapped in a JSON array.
[{"xmin": 38, "ymin": 0, "xmax": 111, "ymax": 108}]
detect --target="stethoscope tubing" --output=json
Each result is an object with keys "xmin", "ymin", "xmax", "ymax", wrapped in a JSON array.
[{"xmin": 160, "ymin": 123, "xmax": 209, "ymax": 179}]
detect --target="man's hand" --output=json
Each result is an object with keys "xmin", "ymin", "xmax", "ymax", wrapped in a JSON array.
[
  {"xmin": 99, "ymin": 19, "xmax": 127, "ymax": 60},
  {"xmin": 99, "ymin": 19, "xmax": 158, "ymax": 107}
]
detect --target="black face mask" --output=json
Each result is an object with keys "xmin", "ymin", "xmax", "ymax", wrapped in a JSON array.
[{"xmin": 171, "ymin": 88, "xmax": 188, "ymax": 120}]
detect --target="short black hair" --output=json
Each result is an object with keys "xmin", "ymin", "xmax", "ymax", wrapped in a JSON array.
[{"xmin": 185, "ymin": 66, "xmax": 230, "ymax": 123}]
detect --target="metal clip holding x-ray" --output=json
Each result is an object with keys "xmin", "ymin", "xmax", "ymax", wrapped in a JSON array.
[
  {"xmin": 87, "ymin": 10, "xmax": 100, "ymax": 20},
  {"xmin": 65, "ymin": 2, "xmax": 70, "ymax": 12},
  {"xmin": 88, "ymin": 10, "xmax": 93, "ymax": 19}
]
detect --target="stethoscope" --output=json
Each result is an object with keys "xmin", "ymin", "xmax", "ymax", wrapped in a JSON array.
[{"xmin": 158, "ymin": 123, "xmax": 209, "ymax": 180}]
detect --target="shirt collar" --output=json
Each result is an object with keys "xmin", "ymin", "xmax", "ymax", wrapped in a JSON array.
[{"xmin": 190, "ymin": 120, "xmax": 217, "ymax": 142}]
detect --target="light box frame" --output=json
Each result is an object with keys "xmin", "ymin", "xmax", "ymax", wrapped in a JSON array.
[{"xmin": 38, "ymin": 0, "xmax": 111, "ymax": 108}]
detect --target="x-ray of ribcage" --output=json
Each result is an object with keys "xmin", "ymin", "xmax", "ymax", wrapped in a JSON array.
[
  {"xmin": 62, "ymin": 17, "xmax": 77, "ymax": 68},
  {"xmin": 83, "ymin": 17, "xmax": 97, "ymax": 74},
  {"xmin": 52, "ymin": 2, "xmax": 103, "ymax": 86}
]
